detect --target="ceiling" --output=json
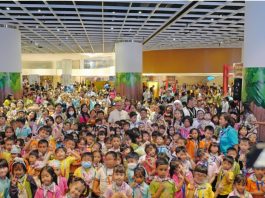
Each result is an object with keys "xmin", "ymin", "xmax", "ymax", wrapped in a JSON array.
[{"xmin": 0, "ymin": 0, "xmax": 245, "ymax": 53}]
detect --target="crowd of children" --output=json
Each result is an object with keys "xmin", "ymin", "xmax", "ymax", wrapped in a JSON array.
[{"xmin": 0, "ymin": 83, "xmax": 264, "ymax": 198}]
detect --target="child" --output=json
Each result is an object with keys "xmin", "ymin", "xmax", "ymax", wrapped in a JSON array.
[
  {"xmin": 0, "ymin": 137, "xmax": 14, "ymax": 163},
  {"xmin": 140, "ymin": 144, "xmax": 157, "ymax": 184},
  {"xmin": 208, "ymin": 142, "xmax": 222, "ymax": 167},
  {"xmin": 104, "ymin": 165, "xmax": 133, "ymax": 198},
  {"xmin": 215, "ymin": 156, "xmax": 235, "ymax": 198},
  {"xmin": 86, "ymin": 132, "xmax": 95, "ymax": 152},
  {"xmin": 65, "ymin": 176, "xmax": 89, "ymax": 198},
  {"xmin": 0, "ymin": 159, "xmax": 10, "ymax": 197},
  {"xmin": 179, "ymin": 116, "xmax": 193, "ymax": 139},
  {"xmin": 109, "ymin": 135, "xmax": 121, "ymax": 152},
  {"xmin": 15, "ymin": 117, "xmax": 32, "ymax": 139},
  {"xmin": 10, "ymin": 157, "xmax": 37, "ymax": 197},
  {"xmin": 131, "ymin": 166, "xmax": 151, "ymax": 198},
  {"xmin": 238, "ymin": 138, "xmax": 250, "ymax": 173},
  {"xmin": 228, "ymin": 174, "xmax": 253, "ymax": 198},
  {"xmin": 48, "ymin": 160, "xmax": 68, "ymax": 195},
  {"xmin": 149, "ymin": 158, "xmax": 177, "ymax": 198},
  {"xmin": 186, "ymin": 128, "xmax": 200, "ymax": 160},
  {"xmin": 175, "ymin": 146, "xmax": 195, "ymax": 173},
  {"xmin": 93, "ymin": 150, "xmax": 103, "ymax": 171},
  {"xmin": 246, "ymin": 168, "xmax": 265, "ymax": 198},
  {"xmin": 186, "ymin": 164, "xmax": 214, "ymax": 198},
  {"xmin": 74, "ymin": 152, "xmax": 96, "ymax": 188},
  {"xmin": 238, "ymin": 125, "xmax": 249, "ymax": 140},
  {"xmin": 169, "ymin": 159, "xmax": 185, "ymax": 198},
  {"xmin": 247, "ymin": 133, "xmax": 257, "ymax": 148},
  {"xmin": 199, "ymin": 125, "xmax": 214, "ymax": 151},
  {"xmin": 156, "ymin": 134, "xmax": 171, "ymax": 158},
  {"xmin": 50, "ymin": 147, "xmax": 80, "ymax": 179},
  {"xmin": 34, "ymin": 166, "xmax": 62, "ymax": 197},
  {"xmin": 93, "ymin": 151, "xmax": 117, "ymax": 197},
  {"xmin": 227, "ymin": 147, "xmax": 241, "ymax": 177},
  {"xmin": 126, "ymin": 152, "xmax": 139, "ymax": 185}
]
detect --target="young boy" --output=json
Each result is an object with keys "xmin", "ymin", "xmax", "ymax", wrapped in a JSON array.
[
  {"xmin": 215, "ymin": 156, "xmax": 235, "ymax": 198},
  {"xmin": 246, "ymin": 168, "xmax": 265, "ymax": 198},
  {"xmin": 109, "ymin": 135, "xmax": 121, "ymax": 152},
  {"xmin": 199, "ymin": 125, "xmax": 214, "ymax": 150},
  {"xmin": 156, "ymin": 134, "xmax": 170, "ymax": 158},
  {"xmin": 15, "ymin": 117, "xmax": 31, "ymax": 139},
  {"xmin": 186, "ymin": 164, "xmax": 214, "ymax": 198},
  {"xmin": 126, "ymin": 152, "xmax": 139, "ymax": 185},
  {"xmin": 227, "ymin": 147, "xmax": 241, "ymax": 177}
]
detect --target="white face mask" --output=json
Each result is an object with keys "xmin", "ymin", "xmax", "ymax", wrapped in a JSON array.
[
  {"xmin": 69, "ymin": 111, "xmax": 74, "ymax": 116},
  {"xmin": 127, "ymin": 163, "xmax": 137, "ymax": 170}
]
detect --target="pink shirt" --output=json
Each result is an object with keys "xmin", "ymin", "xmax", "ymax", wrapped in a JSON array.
[
  {"xmin": 57, "ymin": 176, "xmax": 68, "ymax": 195},
  {"xmin": 172, "ymin": 174, "xmax": 184, "ymax": 198},
  {"xmin": 34, "ymin": 185, "xmax": 62, "ymax": 198}
]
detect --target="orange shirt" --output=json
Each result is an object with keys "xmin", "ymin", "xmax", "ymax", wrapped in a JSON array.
[
  {"xmin": 186, "ymin": 139, "xmax": 198, "ymax": 160},
  {"xmin": 246, "ymin": 176, "xmax": 265, "ymax": 198},
  {"xmin": 199, "ymin": 139, "xmax": 212, "ymax": 151}
]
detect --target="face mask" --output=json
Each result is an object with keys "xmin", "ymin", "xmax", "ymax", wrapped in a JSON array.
[
  {"xmin": 81, "ymin": 161, "xmax": 92, "ymax": 169},
  {"xmin": 69, "ymin": 111, "xmax": 74, "ymax": 116},
  {"xmin": 127, "ymin": 163, "xmax": 137, "ymax": 170}
]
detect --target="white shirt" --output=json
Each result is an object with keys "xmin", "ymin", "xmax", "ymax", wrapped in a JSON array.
[
  {"xmin": 221, "ymin": 101, "xmax": 229, "ymax": 113},
  {"xmin": 108, "ymin": 109, "xmax": 129, "ymax": 123}
]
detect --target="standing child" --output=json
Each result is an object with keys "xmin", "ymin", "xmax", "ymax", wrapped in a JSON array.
[
  {"xmin": 126, "ymin": 152, "xmax": 139, "ymax": 185},
  {"xmin": 10, "ymin": 157, "xmax": 37, "ymax": 197},
  {"xmin": 228, "ymin": 174, "xmax": 253, "ymax": 198},
  {"xmin": 65, "ymin": 176, "xmax": 89, "ymax": 198},
  {"xmin": 49, "ymin": 160, "xmax": 68, "ymax": 196},
  {"xmin": 93, "ymin": 151, "xmax": 117, "ymax": 197},
  {"xmin": 92, "ymin": 150, "xmax": 103, "ymax": 171},
  {"xmin": 186, "ymin": 128, "xmax": 200, "ymax": 160},
  {"xmin": 149, "ymin": 158, "xmax": 177, "ymax": 198},
  {"xmin": 208, "ymin": 142, "xmax": 222, "ymax": 167},
  {"xmin": 227, "ymin": 147, "xmax": 241, "ymax": 177},
  {"xmin": 199, "ymin": 125, "xmax": 214, "ymax": 151},
  {"xmin": 104, "ymin": 165, "xmax": 133, "ymax": 198},
  {"xmin": 131, "ymin": 166, "xmax": 151, "ymax": 198},
  {"xmin": 34, "ymin": 166, "xmax": 62, "ymax": 198},
  {"xmin": 246, "ymin": 168, "xmax": 265, "ymax": 198},
  {"xmin": 156, "ymin": 134, "xmax": 171, "ymax": 158},
  {"xmin": 186, "ymin": 164, "xmax": 214, "ymax": 198},
  {"xmin": 170, "ymin": 160, "xmax": 185, "ymax": 198},
  {"xmin": 0, "ymin": 159, "xmax": 10, "ymax": 198},
  {"xmin": 74, "ymin": 152, "xmax": 96, "ymax": 188},
  {"xmin": 215, "ymin": 156, "xmax": 235, "ymax": 198}
]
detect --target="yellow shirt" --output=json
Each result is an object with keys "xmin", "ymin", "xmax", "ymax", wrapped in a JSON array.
[
  {"xmin": 50, "ymin": 156, "xmax": 75, "ymax": 179},
  {"xmin": 187, "ymin": 183, "xmax": 214, "ymax": 198},
  {"xmin": 0, "ymin": 151, "xmax": 11, "ymax": 163},
  {"xmin": 74, "ymin": 166, "xmax": 96, "ymax": 187},
  {"xmin": 216, "ymin": 170, "xmax": 234, "ymax": 195}
]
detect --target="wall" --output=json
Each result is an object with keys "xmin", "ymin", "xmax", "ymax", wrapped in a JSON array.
[{"xmin": 143, "ymin": 48, "xmax": 242, "ymax": 73}]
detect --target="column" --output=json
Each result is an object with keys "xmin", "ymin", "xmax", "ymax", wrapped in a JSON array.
[
  {"xmin": 61, "ymin": 59, "xmax": 72, "ymax": 86},
  {"xmin": 115, "ymin": 42, "xmax": 143, "ymax": 100},
  {"xmin": 243, "ymin": 1, "xmax": 265, "ymax": 140},
  {"xmin": 0, "ymin": 27, "xmax": 22, "ymax": 103}
]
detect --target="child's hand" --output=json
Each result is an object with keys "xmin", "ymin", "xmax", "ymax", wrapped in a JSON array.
[{"xmin": 11, "ymin": 176, "xmax": 18, "ymax": 186}]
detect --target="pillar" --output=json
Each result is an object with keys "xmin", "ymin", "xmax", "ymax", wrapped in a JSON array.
[
  {"xmin": 0, "ymin": 27, "xmax": 22, "ymax": 103},
  {"xmin": 61, "ymin": 59, "xmax": 72, "ymax": 86},
  {"xmin": 115, "ymin": 42, "xmax": 143, "ymax": 100},
  {"xmin": 243, "ymin": 2, "xmax": 265, "ymax": 140}
]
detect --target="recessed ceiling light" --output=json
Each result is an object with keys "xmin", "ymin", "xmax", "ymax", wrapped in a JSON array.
[
  {"xmin": 138, "ymin": 11, "xmax": 142, "ymax": 14},
  {"xmin": 112, "ymin": 11, "xmax": 115, "ymax": 14},
  {"xmin": 38, "ymin": 9, "xmax": 41, "ymax": 13},
  {"xmin": 173, "ymin": 38, "xmax": 176, "ymax": 41},
  {"xmin": 6, "ymin": 7, "xmax": 10, "ymax": 10},
  {"xmin": 36, "ymin": 25, "xmax": 39, "ymax": 28},
  {"xmin": 111, "ymin": 27, "xmax": 114, "ymax": 30},
  {"xmin": 211, "ymin": 18, "xmax": 214, "ymax": 21},
  {"xmin": 66, "ymin": 36, "xmax": 68, "ymax": 40},
  {"xmin": 219, "ymin": 14, "xmax": 223, "ymax": 17},
  {"xmin": 57, "ymin": 29, "xmax": 60, "ymax": 32}
]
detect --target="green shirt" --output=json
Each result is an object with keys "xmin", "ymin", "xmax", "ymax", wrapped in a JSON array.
[{"xmin": 149, "ymin": 180, "xmax": 176, "ymax": 198}]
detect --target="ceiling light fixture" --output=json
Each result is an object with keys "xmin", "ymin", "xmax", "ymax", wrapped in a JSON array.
[
  {"xmin": 111, "ymin": 27, "xmax": 114, "ymax": 30},
  {"xmin": 112, "ymin": 11, "xmax": 115, "ymax": 14},
  {"xmin": 38, "ymin": 9, "xmax": 41, "ymax": 13},
  {"xmin": 6, "ymin": 7, "xmax": 10, "ymax": 10},
  {"xmin": 57, "ymin": 29, "xmax": 60, "ymax": 32},
  {"xmin": 173, "ymin": 38, "xmax": 176, "ymax": 41},
  {"xmin": 211, "ymin": 18, "xmax": 214, "ymax": 21},
  {"xmin": 36, "ymin": 25, "xmax": 39, "ymax": 28},
  {"xmin": 138, "ymin": 11, "xmax": 142, "ymax": 14}
]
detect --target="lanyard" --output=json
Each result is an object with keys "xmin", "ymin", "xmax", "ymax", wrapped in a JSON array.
[{"xmin": 256, "ymin": 181, "xmax": 264, "ymax": 191}]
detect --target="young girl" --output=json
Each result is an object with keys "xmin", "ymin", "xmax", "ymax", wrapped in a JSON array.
[
  {"xmin": 34, "ymin": 166, "xmax": 62, "ymax": 198},
  {"xmin": 150, "ymin": 158, "xmax": 177, "ymax": 198},
  {"xmin": 140, "ymin": 144, "xmax": 157, "ymax": 184},
  {"xmin": 186, "ymin": 128, "xmax": 200, "ymax": 160},
  {"xmin": 186, "ymin": 164, "xmax": 214, "ymax": 198},
  {"xmin": 228, "ymin": 174, "xmax": 253, "ymax": 198},
  {"xmin": 170, "ymin": 160, "xmax": 185, "ymax": 198},
  {"xmin": 50, "ymin": 147, "xmax": 80, "ymax": 179},
  {"xmin": 0, "ymin": 159, "xmax": 10, "ymax": 197},
  {"xmin": 65, "ymin": 176, "xmax": 89, "ymax": 198},
  {"xmin": 93, "ymin": 151, "xmax": 117, "ymax": 197},
  {"xmin": 74, "ymin": 152, "xmax": 96, "ymax": 188},
  {"xmin": 208, "ymin": 142, "xmax": 222, "ymax": 167},
  {"xmin": 10, "ymin": 157, "xmax": 37, "ymax": 197},
  {"xmin": 48, "ymin": 160, "xmax": 68, "ymax": 196},
  {"xmin": 179, "ymin": 116, "xmax": 193, "ymax": 139},
  {"xmin": 104, "ymin": 165, "xmax": 132, "ymax": 198},
  {"xmin": 131, "ymin": 166, "xmax": 150, "ymax": 198},
  {"xmin": 92, "ymin": 150, "xmax": 103, "ymax": 171}
]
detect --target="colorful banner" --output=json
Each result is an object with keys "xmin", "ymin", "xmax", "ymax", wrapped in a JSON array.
[
  {"xmin": 243, "ymin": 67, "xmax": 265, "ymax": 141},
  {"xmin": 115, "ymin": 72, "xmax": 142, "ymax": 101},
  {"xmin": 0, "ymin": 72, "xmax": 22, "ymax": 103}
]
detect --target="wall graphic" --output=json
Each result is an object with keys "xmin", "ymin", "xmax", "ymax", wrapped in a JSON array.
[
  {"xmin": 242, "ymin": 67, "xmax": 265, "ymax": 141},
  {"xmin": 0, "ymin": 72, "xmax": 22, "ymax": 103},
  {"xmin": 115, "ymin": 72, "xmax": 142, "ymax": 101}
]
